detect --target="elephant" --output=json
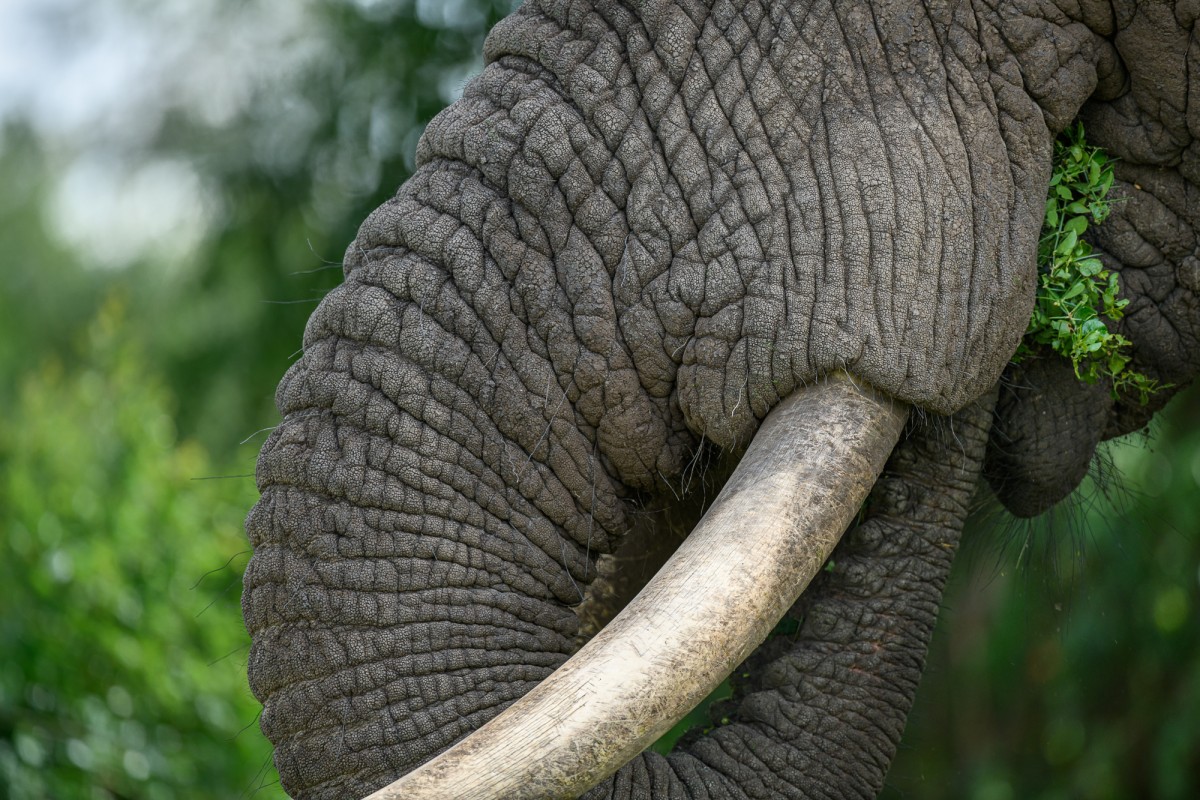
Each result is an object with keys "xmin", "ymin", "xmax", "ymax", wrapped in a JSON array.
[{"xmin": 241, "ymin": 0, "xmax": 1200, "ymax": 797}]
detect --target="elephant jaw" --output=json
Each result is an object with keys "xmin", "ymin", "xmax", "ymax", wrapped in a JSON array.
[{"xmin": 363, "ymin": 373, "xmax": 909, "ymax": 800}]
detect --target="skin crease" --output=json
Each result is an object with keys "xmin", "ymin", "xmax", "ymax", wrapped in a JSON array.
[{"xmin": 242, "ymin": 1, "xmax": 1199, "ymax": 797}]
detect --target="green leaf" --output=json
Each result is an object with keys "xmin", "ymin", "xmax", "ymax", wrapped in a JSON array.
[
  {"xmin": 1045, "ymin": 198, "xmax": 1059, "ymax": 227},
  {"xmin": 1065, "ymin": 215, "xmax": 1088, "ymax": 235},
  {"xmin": 1061, "ymin": 282, "xmax": 1087, "ymax": 301},
  {"xmin": 1057, "ymin": 230, "xmax": 1078, "ymax": 255},
  {"xmin": 1019, "ymin": 121, "xmax": 1159, "ymax": 404}
]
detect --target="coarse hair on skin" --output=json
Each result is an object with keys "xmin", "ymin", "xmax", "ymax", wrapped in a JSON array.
[{"xmin": 962, "ymin": 431, "xmax": 1151, "ymax": 602}]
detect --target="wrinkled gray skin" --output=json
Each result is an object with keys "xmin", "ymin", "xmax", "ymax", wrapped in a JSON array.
[{"xmin": 243, "ymin": 1, "xmax": 1200, "ymax": 797}]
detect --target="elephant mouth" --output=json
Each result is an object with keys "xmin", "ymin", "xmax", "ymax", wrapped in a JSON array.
[{"xmin": 364, "ymin": 373, "xmax": 909, "ymax": 799}]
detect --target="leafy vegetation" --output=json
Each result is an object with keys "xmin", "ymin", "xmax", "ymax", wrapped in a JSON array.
[
  {"xmin": 1016, "ymin": 123, "xmax": 1162, "ymax": 403},
  {"xmin": 0, "ymin": 298, "xmax": 277, "ymax": 798}
]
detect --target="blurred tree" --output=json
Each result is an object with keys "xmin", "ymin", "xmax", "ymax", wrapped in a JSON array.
[
  {"xmin": 0, "ymin": 0, "xmax": 521, "ymax": 460},
  {"xmin": 886, "ymin": 385, "xmax": 1200, "ymax": 800},
  {"xmin": 0, "ymin": 297, "xmax": 279, "ymax": 798}
]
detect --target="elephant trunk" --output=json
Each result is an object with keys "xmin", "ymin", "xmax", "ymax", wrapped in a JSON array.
[{"xmin": 366, "ymin": 374, "xmax": 908, "ymax": 799}]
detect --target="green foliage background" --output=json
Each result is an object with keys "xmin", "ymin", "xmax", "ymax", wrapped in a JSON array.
[{"xmin": 0, "ymin": 1, "xmax": 1195, "ymax": 797}]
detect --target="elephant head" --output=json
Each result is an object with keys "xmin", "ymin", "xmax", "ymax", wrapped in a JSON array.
[{"xmin": 242, "ymin": 1, "xmax": 1199, "ymax": 797}]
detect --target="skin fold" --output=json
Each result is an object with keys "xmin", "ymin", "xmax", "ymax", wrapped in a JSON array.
[{"xmin": 242, "ymin": 0, "xmax": 1200, "ymax": 796}]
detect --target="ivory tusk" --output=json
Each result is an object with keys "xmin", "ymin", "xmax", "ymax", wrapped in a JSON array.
[{"xmin": 365, "ymin": 372, "xmax": 909, "ymax": 800}]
